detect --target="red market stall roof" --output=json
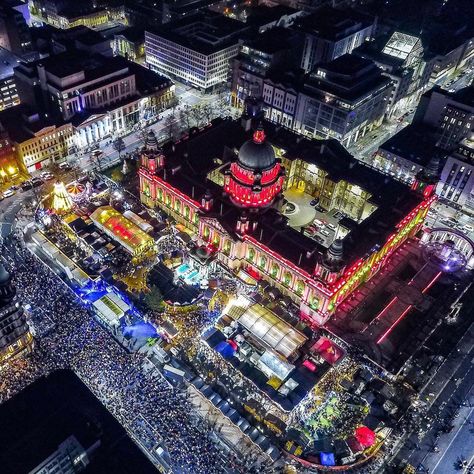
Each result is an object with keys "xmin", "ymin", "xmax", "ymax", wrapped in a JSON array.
[
  {"xmin": 355, "ymin": 426, "xmax": 376, "ymax": 448},
  {"xmin": 312, "ymin": 337, "xmax": 344, "ymax": 365}
]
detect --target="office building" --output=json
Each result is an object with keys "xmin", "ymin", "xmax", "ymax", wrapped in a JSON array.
[
  {"xmin": 297, "ymin": 7, "xmax": 374, "ymax": 73},
  {"xmin": 145, "ymin": 12, "xmax": 248, "ymax": 91},
  {"xmin": 112, "ymin": 27, "xmax": 145, "ymax": 63},
  {"xmin": 293, "ymin": 54, "xmax": 392, "ymax": 147},
  {"xmin": 0, "ymin": 4, "xmax": 32, "ymax": 55},
  {"xmin": 0, "ymin": 264, "xmax": 33, "ymax": 364},
  {"xmin": 354, "ymin": 32, "xmax": 433, "ymax": 118},
  {"xmin": 414, "ymin": 86, "xmax": 474, "ymax": 151},
  {"xmin": 437, "ymin": 138, "xmax": 474, "ymax": 211},
  {"xmin": 0, "ymin": 47, "xmax": 21, "ymax": 111},
  {"xmin": 231, "ymin": 27, "xmax": 302, "ymax": 109}
]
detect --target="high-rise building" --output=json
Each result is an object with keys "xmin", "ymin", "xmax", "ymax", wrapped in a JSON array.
[
  {"xmin": 145, "ymin": 12, "xmax": 248, "ymax": 92},
  {"xmin": 296, "ymin": 7, "xmax": 375, "ymax": 73},
  {"xmin": 0, "ymin": 264, "xmax": 33, "ymax": 364}
]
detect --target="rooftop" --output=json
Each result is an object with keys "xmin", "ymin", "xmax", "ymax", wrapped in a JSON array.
[
  {"xmin": 295, "ymin": 6, "xmax": 373, "ymax": 40},
  {"xmin": 378, "ymin": 124, "xmax": 443, "ymax": 167},
  {"xmin": 150, "ymin": 117, "xmax": 423, "ymax": 274},
  {"xmin": 0, "ymin": 370, "xmax": 157, "ymax": 473},
  {"xmin": 146, "ymin": 12, "xmax": 248, "ymax": 55},
  {"xmin": 0, "ymin": 47, "xmax": 21, "ymax": 81}
]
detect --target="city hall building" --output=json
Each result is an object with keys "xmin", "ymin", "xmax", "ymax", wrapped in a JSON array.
[{"xmin": 139, "ymin": 106, "xmax": 434, "ymax": 325}]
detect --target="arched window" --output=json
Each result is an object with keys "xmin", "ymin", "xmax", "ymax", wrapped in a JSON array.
[
  {"xmin": 296, "ymin": 280, "xmax": 305, "ymax": 296},
  {"xmin": 259, "ymin": 255, "xmax": 267, "ymax": 269},
  {"xmin": 271, "ymin": 263, "xmax": 279, "ymax": 278},
  {"xmin": 283, "ymin": 271, "xmax": 292, "ymax": 287},
  {"xmin": 310, "ymin": 295, "xmax": 319, "ymax": 310},
  {"xmin": 157, "ymin": 188, "xmax": 163, "ymax": 201},
  {"xmin": 224, "ymin": 240, "xmax": 232, "ymax": 255},
  {"xmin": 184, "ymin": 206, "xmax": 190, "ymax": 219},
  {"xmin": 174, "ymin": 199, "xmax": 181, "ymax": 212},
  {"xmin": 203, "ymin": 226, "xmax": 210, "ymax": 240},
  {"xmin": 248, "ymin": 247, "xmax": 255, "ymax": 262},
  {"xmin": 166, "ymin": 194, "xmax": 171, "ymax": 207}
]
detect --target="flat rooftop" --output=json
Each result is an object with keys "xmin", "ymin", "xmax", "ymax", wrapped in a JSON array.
[
  {"xmin": 295, "ymin": 6, "xmax": 372, "ymax": 40},
  {"xmin": 151, "ymin": 117, "xmax": 423, "ymax": 275},
  {"xmin": 0, "ymin": 370, "xmax": 157, "ymax": 474},
  {"xmin": 146, "ymin": 12, "xmax": 247, "ymax": 55},
  {"xmin": 378, "ymin": 124, "xmax": 442, "ymax": 167}
]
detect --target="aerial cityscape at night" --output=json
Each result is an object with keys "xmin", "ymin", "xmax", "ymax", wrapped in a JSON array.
[{"xmin": 0, "ymin": 0, "xmax": 472, "ymax": 472}]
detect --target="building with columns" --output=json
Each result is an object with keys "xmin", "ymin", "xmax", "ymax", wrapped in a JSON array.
[
  {"xmin": 14, "ymin": 51, "xmax": 175, "ymax": 150},
  {"xmin": 138, "ymin": 107, "xmax": 433, "ymax": 326}
]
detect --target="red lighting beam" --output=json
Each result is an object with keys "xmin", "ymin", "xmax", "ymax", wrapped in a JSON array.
[
  {"xmin": 377, "ymin": 305, "xmax": 413, "ymax": 345},
  {"xmin": 422, "ymin": 271, "xmax": 442, "ymax": 294},
  {"xmin": 372, "ymin": 296, "xmax": 398, "ymax": 323}
]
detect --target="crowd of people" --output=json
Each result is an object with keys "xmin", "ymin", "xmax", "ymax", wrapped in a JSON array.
[{"xmin": 0, "ymin": 235, "xmax": 249, "ymax": 473}]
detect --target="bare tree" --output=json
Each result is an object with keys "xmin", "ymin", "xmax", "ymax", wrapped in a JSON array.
[
  {"xmin": 113, "ymin": 137, "xmax": 126, "ymax": 160},
  {"xmin": 191, "ymin": 104, "xmax": 205, "ymax": 127},
  {"xmin": 202, "ymin": 103, "xmax": 213, "ymax": 124},
  {"xmin": 179, "ymin": 104, "xmax": 192, "ymax": 131},
  {"xmin": 164, "ymin": 113, "xmax": 178, "ymax": 141}
]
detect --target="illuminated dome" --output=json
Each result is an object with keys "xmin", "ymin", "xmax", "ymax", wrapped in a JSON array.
[
  {"xmin": 238, "ymin": 129, "xmax": 276, "ymax": 171},
  {"xmin": 224, "ymin": 127, "xmax": 285, "ymax": 208}
]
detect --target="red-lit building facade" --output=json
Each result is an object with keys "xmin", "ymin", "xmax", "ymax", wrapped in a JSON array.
[{"xmin": 139, "ymin": 117, "xmax": 434, "ymax": 325}]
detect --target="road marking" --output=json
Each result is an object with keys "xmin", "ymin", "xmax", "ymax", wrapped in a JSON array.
[{"xmin": 431, "ymin": 406, "xmax": 474, "ymax": 473}]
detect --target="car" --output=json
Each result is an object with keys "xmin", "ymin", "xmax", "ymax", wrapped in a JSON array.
[
  {"xmin": 320, "ymin": 229, "xmax": 330, "ymax": 237},
  {"xmin": 309, "ymin": 198, "xmax": 319, "ymax": 206},
  {"xmin": 20, "ymin": 182, "xmax": 33, "ymax": 191},
  {"xmin": 31, "ymin": 176, "xmax": 43, "ymax": 183},
  {"xmin": 314, "ymin": 235, "xmax": 324, "ymax": 244},
  {"xmin": 463, "ymin": 224, "xmax": 473, "ymax": 233},
  {"xmin": 449, "ymin": 88, "xmax": 456, "ymax": 93},
  {"xmin": 3, "ymin": 189, "xmax": 15, "ymax": 198},
  {"xmin": 327, "ymin": 222, "xmax": 336, "ymax": 231},
  {"xmin": 58, "ymin": 162, "xmax": 71, "ymax": 170},
  {"xmin": 314, "ymin": 218, "xmax": 325, "ymax": 226},
  {"xmin": 31, "ymin": 180, "xmax": 43, "ymax": 188}
]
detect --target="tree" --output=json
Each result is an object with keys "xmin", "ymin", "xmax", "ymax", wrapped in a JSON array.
[
  {"xmin": 191, "ymin": 104, "xmax": 205, "ymax": 127},
  {"xmin": 144, "ymin": 285, "xmax": 165, "ymax": 312},
  {"xmin": 202, "ymin": 103, "xmax": 213, "ymax": 124},
  {"xmin": 113, "ymin": 137, "xmax": 126, "ymax": 160},
  {"xmin": 165, "ymin": 113, "xmax": 178, "ymax": 141},
  {"xmin": 110, "ymin": 167, "xmax": 124, "ymax": 183},
  {"xmin": 179, "ymin": 105, "xmax": 192, "ymax": 131}
]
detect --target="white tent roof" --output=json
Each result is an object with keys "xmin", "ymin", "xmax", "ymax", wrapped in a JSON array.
[
  {"xmin": 92, "ymin": 293, "xmax": 129, "ymax": 325},
  {"xmin": 237, "ymin": 301, "xmax": 307, "ymax": 358}
]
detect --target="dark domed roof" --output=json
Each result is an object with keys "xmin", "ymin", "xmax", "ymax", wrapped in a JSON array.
[
  {"xmin": 0, "ymin": 264, "xmax": 11, "ymax": 285},
  {"xmin": 144, "ymin": 130, "xmax": 160, "ymax": 151},
  {"xmin": 238, "ymin": 129, "xmax": 276, "ymax": 171}
]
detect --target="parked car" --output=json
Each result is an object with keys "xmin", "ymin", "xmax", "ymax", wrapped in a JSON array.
[
  {"xmin": 20, "ymin": 182, "xmax": 33, "ymax": 192},
  {"xmin": 310, "ymin": 198, "xmax": 319, "ymax": 207},
  {"xmin": 3, "ymin": 189, "xmax": 16, "ymax": 198},
  {"xmin": 59, "ymin": 162, "xmax": 71, "ymax": 170}
]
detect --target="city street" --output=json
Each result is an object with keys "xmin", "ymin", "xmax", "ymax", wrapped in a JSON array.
[{"xmin": 65, "ymin": 84, "xmax": 228, "ymax": 173}]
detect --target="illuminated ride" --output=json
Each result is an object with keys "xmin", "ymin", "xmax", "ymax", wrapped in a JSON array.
[{"xmin": 421, "ymin": 227, "xmax": 474, "ymax": 271}]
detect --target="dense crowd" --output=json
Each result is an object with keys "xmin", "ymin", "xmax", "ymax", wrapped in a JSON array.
[{"xmin": 0, "ymin": 235, "xmax": 248, "ymax": 474}]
